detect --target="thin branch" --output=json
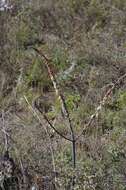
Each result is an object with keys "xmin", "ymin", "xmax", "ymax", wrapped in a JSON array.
[
  {"xmin": 76, "ymin": 73, "xmax": 126, "ymax": 141},
  {"xmin": 32, "ymin": 48, "xmax": 76, "ymax": 168},
  {"xmin": 31, "ymin": 48, "xmax": 75, "ymax": 139},
  {"xmin": 33, "ymin": 47, "xmax": 67, "ymax": 117},
  {"xmin": 43, "ymin": 114, "xmax": 72, "ymax": 142},
  {"xmin": 24, "ymin": 95, "xmax": 72, "ymax": 142},
  {"xmin": 24, "ymin": 95, "xmax": 57, "ymax": 180},
  {"xmin": 32, "ymin": 48, "xmax": 75, "ymax": 139},
  {"xmin": 59, "ymin": 95, "xmax": 76, "ymax": 168}
]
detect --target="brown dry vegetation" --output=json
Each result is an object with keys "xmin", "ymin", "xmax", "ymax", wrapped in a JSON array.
[{"xmin": 0, "ymin": 0, "xmax": 126, "ymax": 189}]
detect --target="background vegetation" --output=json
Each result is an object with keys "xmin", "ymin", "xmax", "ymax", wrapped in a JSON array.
[{"xmin": 0, "ymin": 0, "xmax": 126, "ymax": 189}]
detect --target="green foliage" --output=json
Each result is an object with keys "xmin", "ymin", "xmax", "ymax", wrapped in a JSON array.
[
  {"xmin": 27, "ymin": 58, "xmax": 42, "ymax": 82},
  {"xmin": 52, "ymin": 47, "xmax": 69, "ymax": 71},
  {"xmin": 117, "ymin": 91, "xmax": 126, "ymax": 109},
  {"xmin": 66, "ymin": 94, "xmax": 80, "ymax": 111},
  {"xmin": 16, "ymin": 21, "xmax": 32, "ymax": 47},
  {"xmin": 25, "ymin": 57, "xmax": 51, "ymax": 91}
]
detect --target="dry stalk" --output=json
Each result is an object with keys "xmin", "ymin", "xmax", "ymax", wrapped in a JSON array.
[
  {"xmin": 76, "ymin": 73, "xmax": 126, "ymax": 140},
  {"xmin": 24, "ymin": 95, "xmax": 57, "ymax": 183}
]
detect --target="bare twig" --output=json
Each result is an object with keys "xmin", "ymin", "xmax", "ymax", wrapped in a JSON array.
[
  {"xmin": 33, "ymin": 48, "xmax": 76, "ymax": 169},
  {"xmin": 24, "ymin": 96, "xmax": 72, "ymax": 142},
  {"xmin": 33, "ymin": 47, "xmax": 67, "ymax": 117},
  {"xmin": 24, "ymin": 95, "xmax": 57, "ymax": 182},
  {"xmin": 60, "ymin": 95, "xmax": 76, "ymax": 168},
  {"xmin": 43, "ymin": 114, "xmax": 72, "ymax": 142},
  {"xmin": 31, "ymin": 48, "xmax": 77, "ymax": 189},
  {"xmin": 29, "ymin": 47, "xmax": 126, "ymax": 189},
  {"xmin": 76, "ymin": 73, "xmax": 126, "ymax": 141}
]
